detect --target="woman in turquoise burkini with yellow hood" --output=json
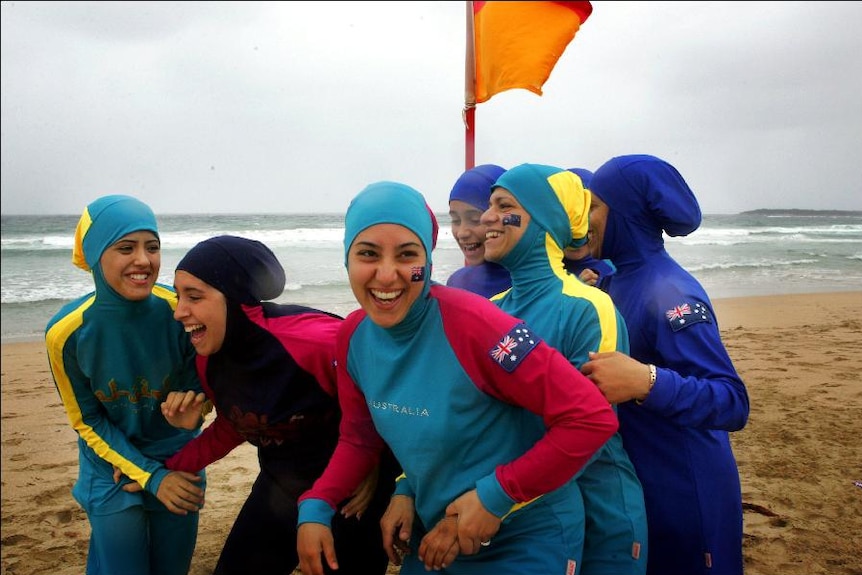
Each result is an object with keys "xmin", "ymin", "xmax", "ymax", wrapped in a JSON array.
[
  {"xmin": 482, "ymin": 164, "xmax": 648, "ymax": 575},
  {"xmin": 45, "ymin": 194, "xmax": 205, "ymax": 575}
]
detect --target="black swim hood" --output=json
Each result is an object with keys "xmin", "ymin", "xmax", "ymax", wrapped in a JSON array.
[{"xmin": 176, "ymin": 235, "xmax": 286, "ymax": 305}]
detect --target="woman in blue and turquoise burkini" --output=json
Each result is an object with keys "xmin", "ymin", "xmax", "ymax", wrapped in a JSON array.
[
  {"xmin": 582, "ymin": 154, "xmax": 749, "ymax": 575},
  {"xmin": 45, "ymin": 195, "xmax": 205, "ymax": 575},
  {"xmin": 481, "ymin": 163, "xmax": 648, "ymax": 575},
  {"xmin": 446, "ymin": 163, "xmax": 512, "ymax": 298},
  {"xmin": 296, "ymin": 181, "xmax": 619, "ymax": 575}
]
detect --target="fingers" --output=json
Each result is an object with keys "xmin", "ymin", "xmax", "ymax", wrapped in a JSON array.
[
  {"xmin": 158, "ymin": 471, "xmax": 205, "ymax": 515},
  {"xmin": 113, "ymin": 466, "xmax": 143, "ymax": 492},
  {"xmin": 383, "ymin": 542, "xmax": 402, "ymax": 566},
  {"xmin": 419, "ymin": 515, "xmax": 459, "ymax": 570},
  {"xmin": 459, "ymin": 537, "xmax": 480, "ymax": 556},
  {"xmin": 161, "ymin": 390, "xmax": 203, "ymax": 417},
  {"xmin": 388, "ymin": 534, "xmax": 411, "ymax": 567},
  {"xmin": 342, "ymin": 481, "xmax": 373, "ymax": 518},
  {"xmin": 340, "ymin": 495, "xmax": 367, "ymax": 519},
  {"xmin": 322, "ymin": 544, "xmax": 339, "ymax": 573},
  {"xmin": 176, "ymin": 470, "xmax": 203, "ymax": 483},
  {"xmin": 445, "ymin": 492, "xmax": 499, "ymax": 556},
  {"xmin": 382, "ymin": 518, "xmax": 411, "ymax": 565},
  {"xmin": 297, "ymin": 524, "xmax": 336, "ymax": 575},
  {"xmin": 421, "ymin": 540, "xmax": 458, "ymax": 571}
]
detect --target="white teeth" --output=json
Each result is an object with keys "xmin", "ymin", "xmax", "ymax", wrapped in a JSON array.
[
  {"xmin": 486, "ymin": 231, "xmax": 501, "ymax": 239},
  {"xmin": 129, "ymin": 274, "xmax": 148, "ymax": 280},
  {"xmin": 371, "ymin": 289, "xmax": 400, "ymax": 301},
  {"xmin": 184, "ymin": 324, "xmax": 204, "ymax": 333}
]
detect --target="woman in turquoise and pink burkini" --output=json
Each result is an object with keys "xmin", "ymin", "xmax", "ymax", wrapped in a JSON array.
[{"xmin": 297, "ymin": 181, "xmax": 619, "ymax": 575}]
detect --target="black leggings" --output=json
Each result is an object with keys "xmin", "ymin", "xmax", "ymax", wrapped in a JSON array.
[{"xmin": 214, "ymin": 445, "xmax": 400, "ymax": 575}]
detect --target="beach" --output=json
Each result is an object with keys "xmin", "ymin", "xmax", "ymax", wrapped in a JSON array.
[{"xmin": 2, "ymin": 291, "xmax": 861, "ymax": 575}]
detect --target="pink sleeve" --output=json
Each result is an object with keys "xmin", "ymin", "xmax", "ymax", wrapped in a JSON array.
[
  {"xmin": 166, "ymin": 413, "xmax": 245, "ymax": 472},
  {"xmin": 298, "ymin": 311, "xmax": 384, "ymax": 508},
  {"xmin": 435, "ymin": 286, "xmax": 618, "ymax": 502},
  {"xmin": 166, "ymin": 357, "xmax": 245, "ymax": 472}
]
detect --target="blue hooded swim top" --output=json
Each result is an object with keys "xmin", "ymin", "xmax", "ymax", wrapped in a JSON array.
[{"xmin": 590, "ymin": 154, "xmax": 701, "ymax": 264}]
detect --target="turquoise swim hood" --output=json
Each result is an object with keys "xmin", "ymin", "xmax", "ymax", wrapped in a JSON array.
[
  {"xmin": 343, "ymin": 181, "xmax": 438, "ymax": 269},
  {"xmin": 72, "ymin": 194, "xmax": 159, "ymax": 272}
]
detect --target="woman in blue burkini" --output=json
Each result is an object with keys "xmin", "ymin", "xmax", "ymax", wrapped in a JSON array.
[
  {"xmin": 162, "ymin": 235, "xmax": 396, "ymax": 575},
  {"xmin": 563, "ymin": 168, "xmax": 616, "ymax": 289},
  {"xmin": 481, "ymin": 163, "xmax": 648, "ymax": 575},
  {"xmin": 446, "ymin": 164, "xmax": 611, "ymax": 294},
  {"xmin": 45, "ymin": 194, "xmax": 205, "ymax": 575},
  {"xmin": 446, "ymin": 164, "xmax": 512, "ymax": 298},
  {"xmin": 296, "ymin": 181, "xmax": 620, "ymax": 575},
  {"xmin": 580, "ymin": 154, "xmax": 749, "ymax": 575}
]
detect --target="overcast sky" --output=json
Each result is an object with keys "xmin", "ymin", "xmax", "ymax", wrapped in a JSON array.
[{"xmin": 2, "ymin": 1, "xmax": 861, "ymax": 216}]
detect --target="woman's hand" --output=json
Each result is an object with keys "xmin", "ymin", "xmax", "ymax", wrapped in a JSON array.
[
  {"xmin": 297, "ymin": 522, "xmax": 337, "ymax": 575},
  {"xmin": 418, "ymin": 514, "xmax": 460, "ymax": 570},
  {"xmin": 581, "ymin": 350, "xmax": 652, "ymax": 404},
  {"xmin": 340, "ymin": 464, "xmax": 379, "ymax": 519},
  {"xmin": 444, "ymin": 490, "xmax": 500, "ymax": 556},
  {"xmin": 161, "ymin": 390, "xmax": 209, "ymax": 430},
  {"xmin": 155, "ymin": 471, "xmax": 205, "ymax": 515},
  {"xmin": 381, "ymin": 494, "xmax": 414, "ymax": 566}
]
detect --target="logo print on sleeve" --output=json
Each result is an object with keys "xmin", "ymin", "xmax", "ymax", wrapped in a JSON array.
[
  {"xmin": 489, "ymin": 323, "xmax": 540, "ymax": 373},
  {"xmin": 666, "ymin": 301, "xmax": 712, "ymax": 332}
]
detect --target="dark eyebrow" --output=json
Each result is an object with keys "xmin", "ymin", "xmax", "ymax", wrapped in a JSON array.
[
  {"xmin": 353, "ymin": 240, "xmax": 380, "ymax": 249},
  {"xmin": 353, "ymin": 240, "xmax": 422, "ymax": 250}
]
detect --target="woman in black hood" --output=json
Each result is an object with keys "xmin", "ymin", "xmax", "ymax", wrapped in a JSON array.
[{"xmin": 164, "ymin": 234, "xmax": 398, "ymax": 575}]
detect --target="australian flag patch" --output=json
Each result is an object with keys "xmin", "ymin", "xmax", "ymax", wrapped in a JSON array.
[
  {"xmin": 489, "ymin": 322, "xmax": 540, "ymax": 373},
  {"xmin": 665, "ymin": 301, "xmax": 712, "ymax": 332},
  {"xmin": 502, "ymin": 214, "xmax": 522, "ymax": 227}
]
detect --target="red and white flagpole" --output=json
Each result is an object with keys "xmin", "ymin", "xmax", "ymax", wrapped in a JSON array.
[{"xmin": 464, "ymin": 1, "xmax": 476, "ymax": 171}]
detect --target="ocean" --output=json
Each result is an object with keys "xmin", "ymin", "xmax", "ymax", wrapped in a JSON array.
[{"xmin": 2, "ymin": 211, "xmax": 861, "ymax": 342}]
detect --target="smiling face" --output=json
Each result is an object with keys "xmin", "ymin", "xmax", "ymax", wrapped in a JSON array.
[
  {"xmin": 347, "ymin": 223, "xmax": 427, "ymax": 329},
  {"xmin": 173, "ymin": 270, "xmax": 228, "ymax": 356},
  {"xmin": 480, "ymin": 187, "xmax": 530, "ymax": 263},
  {"xmin": 99, "ymin": 231, "xmax": 160, "ymax": 301},
  {"xmin": 449, "ymin": 199, "xmax": 488, "ymax": 266}
]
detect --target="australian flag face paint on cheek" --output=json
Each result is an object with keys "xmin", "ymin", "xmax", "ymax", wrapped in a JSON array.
[
  {"xmin": 411, "ymin": 266, "xmax": 425, "ymax": 282},
  {"xmin": 502, "ymin": 214, "xmax": 521, "ymax": 227}
]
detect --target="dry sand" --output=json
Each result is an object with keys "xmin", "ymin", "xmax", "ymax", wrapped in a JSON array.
[{"xmin": 2, "ymin": 291, "xmax": 861, "ymax": 575}]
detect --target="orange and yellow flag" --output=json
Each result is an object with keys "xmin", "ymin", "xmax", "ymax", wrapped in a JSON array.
[{"xmin": 470, "ymin": 1, "xmax": 592, "ymax": 104}]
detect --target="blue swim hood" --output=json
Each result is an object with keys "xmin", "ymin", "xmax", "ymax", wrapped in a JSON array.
[
  {"xmin": 449, "ymin": 164, "xmax": 506, "ymax": 211},
  {"xmin": 590, "ymin": 154, "xmax": 701, "ymax": 237},
  {"xmin": 567, "ymin": 167, "xmax": 594, "ymax": 190},
  {"xmin": 590, "ymin": 154, "xmax": 702, "ymax": 262}
]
